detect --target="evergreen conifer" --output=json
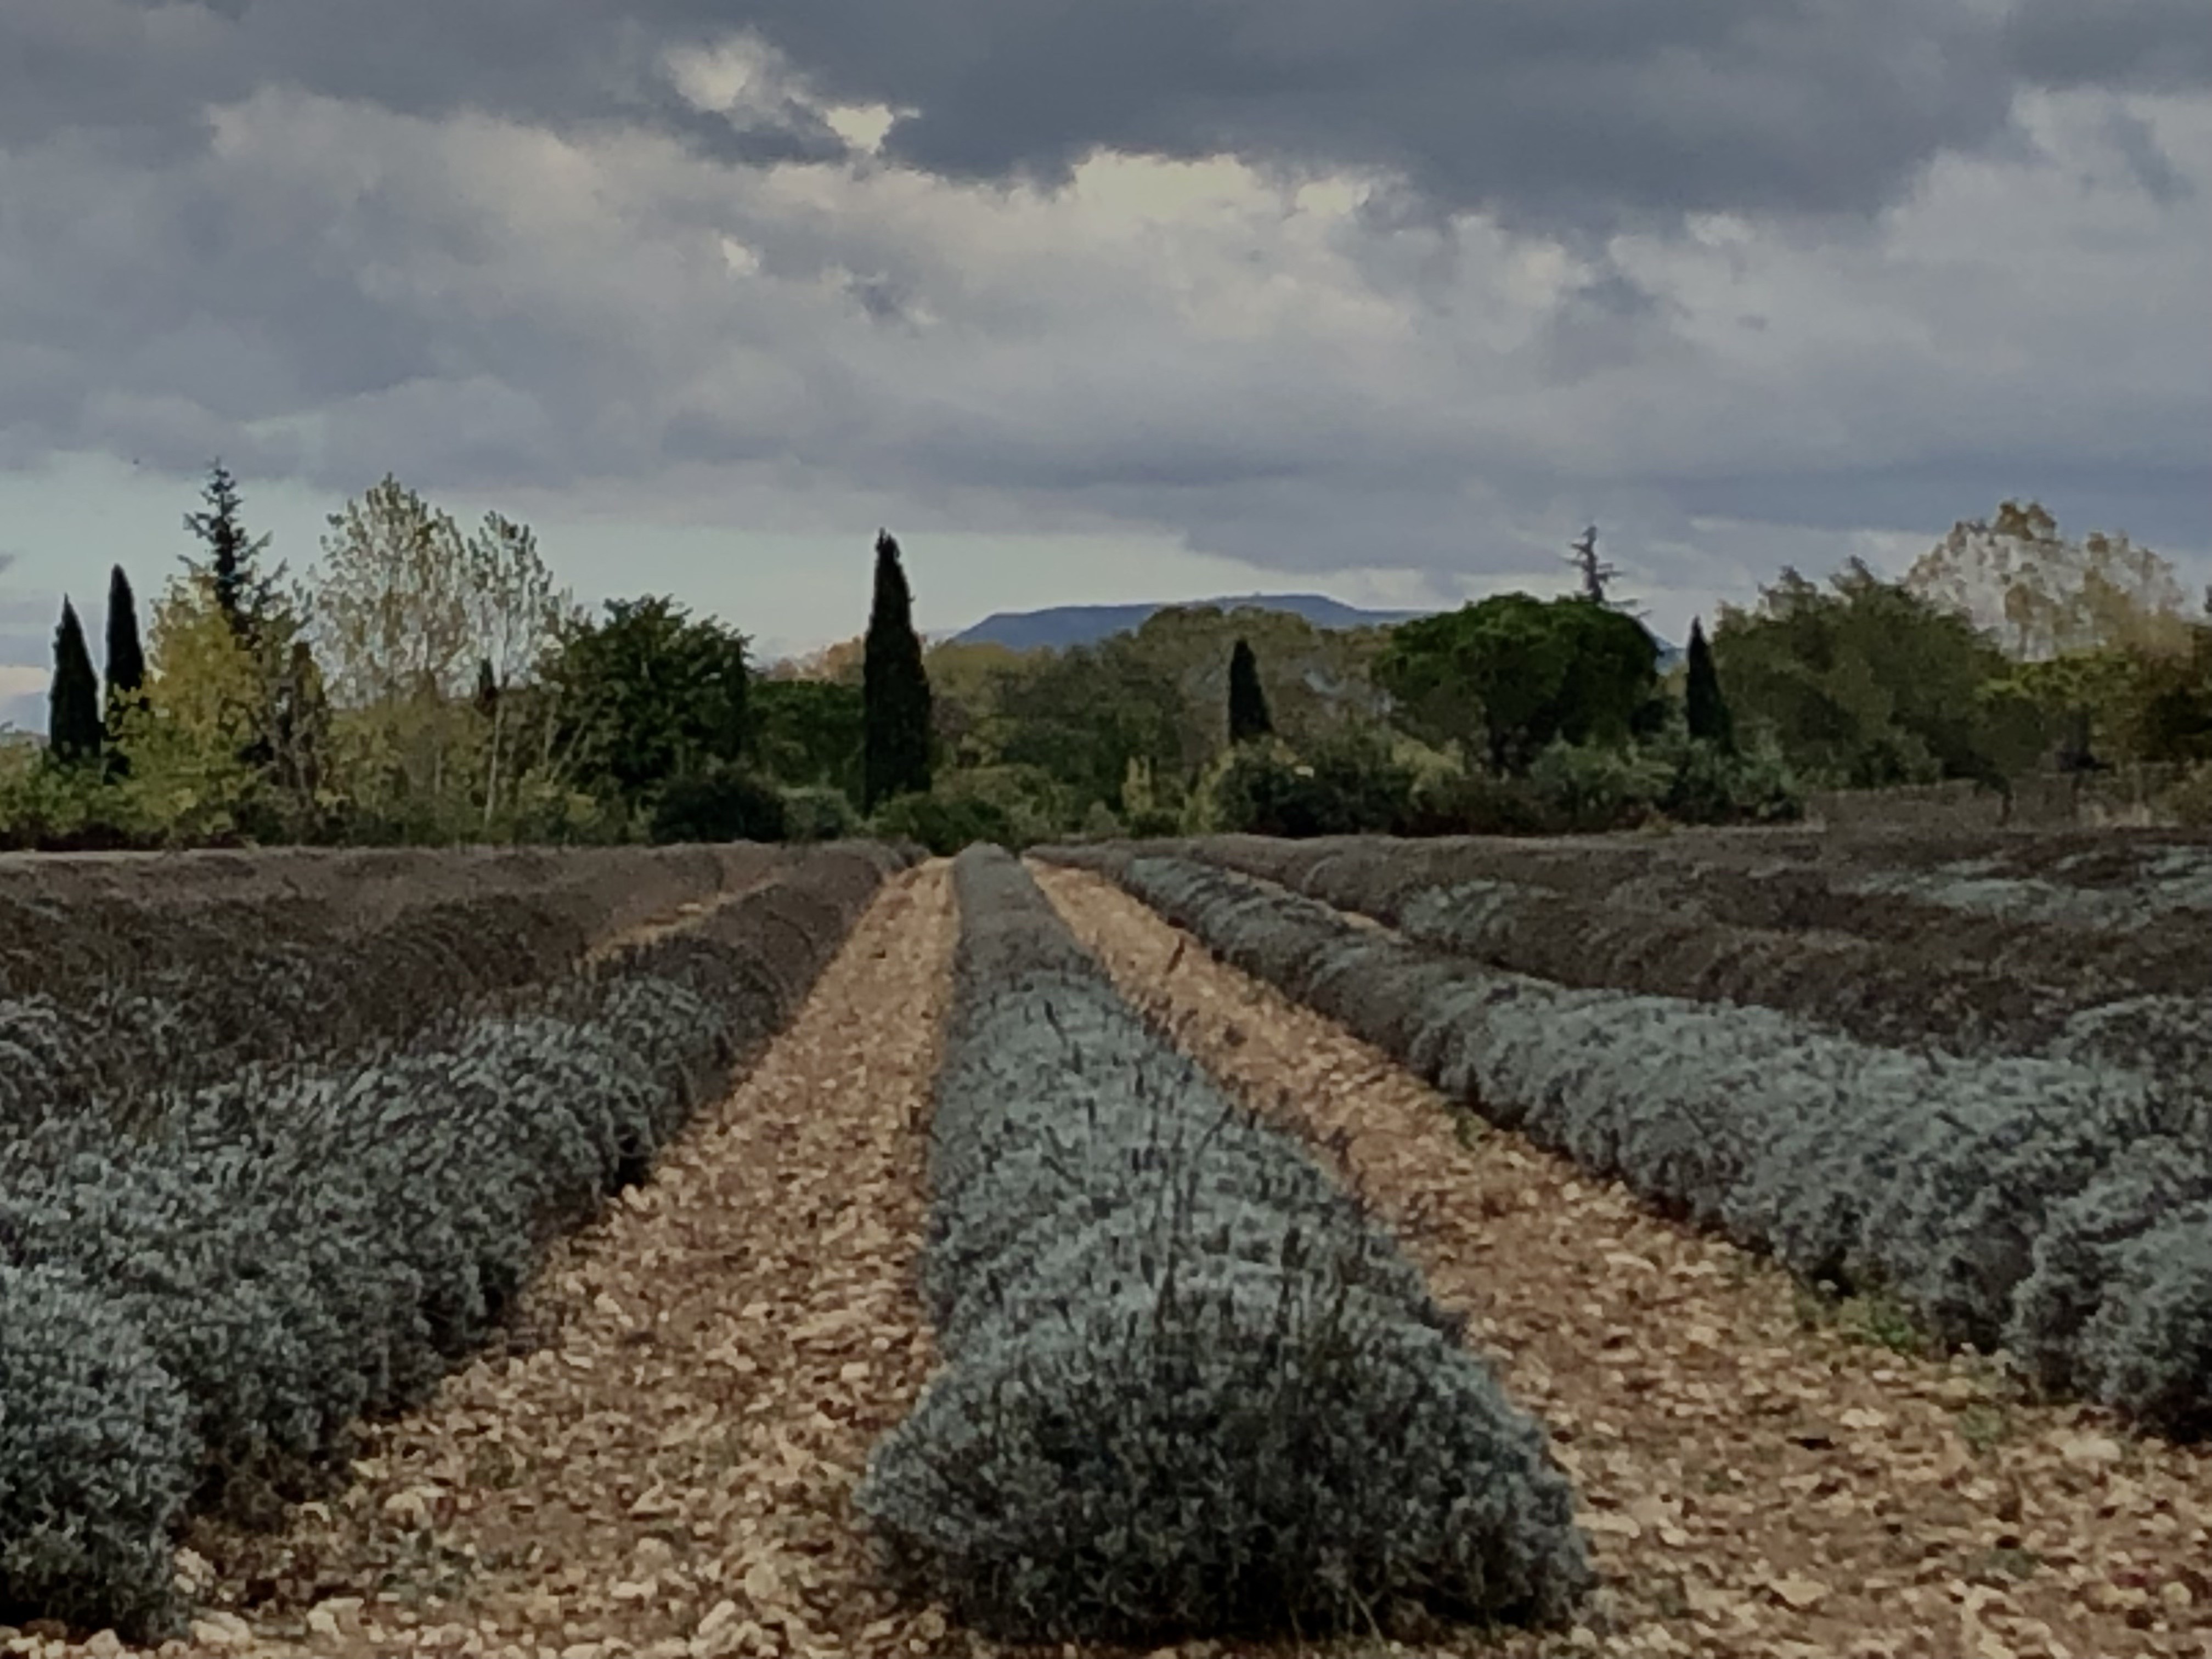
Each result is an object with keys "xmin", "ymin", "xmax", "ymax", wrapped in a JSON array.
[
  {"xmin": 103, "ymin": 565, "xmax": 148, "ymax": 775},
  {"xmin": 183, "ymin": 459, "xmax": 277, "ymax": 641},
  {"xmin": 47, "ymin": 599, "xmax": 103, "ymax": 766},
  {"xmin": 862, "ymin": 530, "xmax": 934, "ymax": 814},
  {"xmin": 1227, "ymin": 636, "xmax": 1273, "ymax": 744},
  {"xmin": 1684, "ymin": 616, "xmax": 1734, "ymax": 751}
]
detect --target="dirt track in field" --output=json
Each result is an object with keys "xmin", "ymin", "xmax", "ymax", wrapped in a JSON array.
[
  {"xmin": 5, "ymin": 862, "xmax": 961, "ymax": 1659},
  {"xmin": 1037, "ymin": 863, "xmax": 2212, "ymax": 1659}
]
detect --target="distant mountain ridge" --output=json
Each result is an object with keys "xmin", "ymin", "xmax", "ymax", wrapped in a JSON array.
[
  {"xmin": 950, "ymin": 591, "xmax": 1679, "ymax": 667},
  {"xmin": 950, "ymin": 592, "xmax": 1435, "ymax": 652}
]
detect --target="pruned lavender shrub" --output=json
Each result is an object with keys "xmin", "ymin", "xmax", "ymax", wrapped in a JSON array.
[
  {"xmin": 0, "ymin": 844, "xmax": 907, "ymax": 1634},
  {"xmin": 2074, "ymin": 1204, "xmax": 2212, "ymax": 1435},
  {"xmin": 0, "ymin": 1265, "xmax": 198, "ymax": 1641},
  {"xmin": 857, "ymin": 845, "xmax": 1589, "ymax": 1643},
  {"xmin": 1040, "ymin": 848, "xmax": 2212, "ymax": 1435}
]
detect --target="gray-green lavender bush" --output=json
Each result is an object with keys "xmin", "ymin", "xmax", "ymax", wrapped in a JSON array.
[
  {"xmin": 0, "ymin": 845, "xmax": 907, "ymax": 1636},
  {"xmin": 856, "ymin": 845, "xmax": 1589, "ymax": 1642},
  {"xmin": 1041, "ymin": 847, "xmax": 2212, "ymax": 1436}
]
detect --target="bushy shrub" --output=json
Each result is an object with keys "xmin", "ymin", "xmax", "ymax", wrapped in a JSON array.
[
  {"xmin": 2161, "ymin": 761, "xmax": 2212, "ymax": 828},
  {"xmin": 1194, "ymin": 732, "xmax": 1415, "ymax": 839},
  {"xmin": 1401, "ymin": 768, "xmax": 1554, "ymax": 837},
  {"xmin": 0, "ymin": 1265, "xmax": 198, "ymax": 1640},
  {"xmin": 1657, "ymin": 734, "xmax": 1805, "ymax": 825},
  {"xmin": 778, "ymin": 784, "xmax": 857, "ymax": 842},
  {"xmin": 1526, "ymin": 738, "xmax": 1673, "ymax": 831},
  {"xmin": 856, "ymin": 847, "xmax": 1589, "ymax": 1641},
  {"xmin": 649, "ymin": 764, "xmax": 788, "ymax": 844},
  {"xmin": 1050, "ymin": 849, "xmax": 2212, "ymax": 1436},
  {"xmin": 870, "ymin": 789, "xmax": 1016, "ymax": 855}
]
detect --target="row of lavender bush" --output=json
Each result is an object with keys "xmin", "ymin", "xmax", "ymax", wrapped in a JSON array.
[
  {"xmin": 1041, "ymin": 847, "xmax": 2212, "ymax": 1439},
  {"xmin": 0, "ymin": 847, "xmax": 786, "ymax": 1150},
  {"xmin": 855, "ymin": 845, "xmax": 1589, "ymax": 1643},
  {"xmin": 0, "ymin": 845, "xmax": 905, "ymax": 1639},
  {"xmin": 1164, "ymin": 836, "xmax": 2212, "ymax": 1077}
]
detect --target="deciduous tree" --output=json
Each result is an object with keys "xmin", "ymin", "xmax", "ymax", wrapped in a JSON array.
[{"xmin": 545, "ymin": 596, "xmax": 751, "ymax": 813}]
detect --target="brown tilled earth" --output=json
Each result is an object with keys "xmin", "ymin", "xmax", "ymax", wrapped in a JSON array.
[{"xmin": 9, "ymin": 855, "xmax": 2211, "ymax": 1659}]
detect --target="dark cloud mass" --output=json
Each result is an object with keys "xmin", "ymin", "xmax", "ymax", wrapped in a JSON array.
[
  {"xmin": 753, "ymin": 0, "xmax": 2025, "ymax": 231},
  {"xmin": 5, "ymin": 0, "xmax": 2028, "ymax": 229},
  {"xmin": 2003, "ymin": 0, "xmax": 2212, "ymax": 92},
  {"xmin": 0, "ymin": 0, "xmax": 2204, "ymax": 618}
]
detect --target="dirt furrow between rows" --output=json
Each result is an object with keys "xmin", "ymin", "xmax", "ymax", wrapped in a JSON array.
[
  {"xmin": 1037, "ymin": 864, "xmax": 2212, "ymax": 1659},
  {"xmin": 27, "ymin": 862, "xmax": 961, "ymax": 1659}
]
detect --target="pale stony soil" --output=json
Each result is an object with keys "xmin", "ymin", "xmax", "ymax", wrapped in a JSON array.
[
  {"xmin": 3, "ymin": 862, "xmax": 963, "ymax": 1659},
  {"xmin": 1036, "ymin": 864, "xmax": 2212, "ymax": 1659}
]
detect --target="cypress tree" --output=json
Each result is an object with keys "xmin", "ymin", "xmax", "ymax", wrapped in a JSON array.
[
  {"xmin": 103, "ymin": 565, "xmax": 148, "ymax": 775},
  {"xmin": 862, "ymin": 529, "xmax": 933, "ymax": 814},
  {"xmin": 1227, "ymin": 636, "xmax": 1273, "ymax": 744},
  {"xmin": 1684, "ymin": 616, "xmax": 1733, "ymax": 750},
  {"xmin": 48, "ymin": 599, "xmax": 103, "ymax": 766}
]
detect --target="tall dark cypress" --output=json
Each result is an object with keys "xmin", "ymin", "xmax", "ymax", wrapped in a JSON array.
[
  {"xmin": 103, "ymin": 565, "xmax": 148, "ymax": 775},
  {"xmin": 48, "ymin": 599, "xmax": 104, "ymax": 766},
  {"xmin": 1683, "ymin": 616, "xmax": 1733, "ymax": 751},
  {"xmin": 861, "ymin": 529, "xmax": 933, "ymax": 814},
  {"xmin": 1227, "ymin": 636, "xmax": 1273, "ymax": 744}
]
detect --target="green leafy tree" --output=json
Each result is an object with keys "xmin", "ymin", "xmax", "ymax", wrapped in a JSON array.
[
  {"xmin": 862, "ymin": 530, "xmax": 933, "ymax": 813},
  {"xmin": 1375, "ymin": 592, "xmax": 1660, "ymax": 773},
  {"xmin": 47, "ymin": 599, "xmax": 103, "ymax": 766},
  {"xmin": 2125, "ymin": 622, "xmax": 2212, "ymax": 765},
  {"xmin": 182, "ymin": 460, "xmax": 281, "ymax": 642},
  {"xmin": 1227, "ymin": 636, "xmax": 1273, "ymax": 744},
  {"xmin": 545, "ymin": 596, "xmax": 750, "ymax": 814},
  {"xmin": 749, "ymin": 678, "xmax": 864, "ymax": 798},
  {"xmin": 308, "ymin": 479, "xmax": 572, "ymax": 836},
  {"xmin": 1713, "ymin": 560, "xmax": 2040, "ymax": 788},
  {"xmin": 1683, "ymin": 616, "xmax": 1732, "ymax": 751}
]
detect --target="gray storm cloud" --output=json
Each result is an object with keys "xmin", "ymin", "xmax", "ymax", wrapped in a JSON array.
[{"xmin": 0, "ymin": 0, "xmax": 2205, "ymax": 595}]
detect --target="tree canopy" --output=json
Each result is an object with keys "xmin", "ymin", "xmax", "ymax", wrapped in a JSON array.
[
  {"xmin": 545, "ymin": 596, "xmax": 751, "ymax": 811},
  {"xmin": 1374, "ymin": 594, "xmax": 1660, "ymax": 773}
]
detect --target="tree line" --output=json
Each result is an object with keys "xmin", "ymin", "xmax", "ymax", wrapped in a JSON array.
[
  {"xmin": 5, "ymin": 475, "xmax": 2208, "ymax": 852},
  {"xmin": 1, "ymin": 466, "xmax": 935, "ymax": 850}
]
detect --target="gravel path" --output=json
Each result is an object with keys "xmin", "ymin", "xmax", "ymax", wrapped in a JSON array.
[
  {"xmin": 2, "ymin": 861, "xmax": 959, "ymax": 1659},
  {"xmin": 1037, "ymin": 862, "xmax": 2212, "ymax": 1659}
]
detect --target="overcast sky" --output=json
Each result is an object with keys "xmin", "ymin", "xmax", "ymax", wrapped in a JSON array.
[{"xmin": 3, "ymin": 0, "xmax": 2208, "ymax": 728}]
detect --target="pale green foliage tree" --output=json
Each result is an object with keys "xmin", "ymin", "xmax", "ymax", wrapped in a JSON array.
[
  {"xmin": 306, "ymin": 476, "xmax": 573, "ymax": 838},
  {"xmin": 108, "ymin": 572, "xmax": 318, "ymax": 840}
]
